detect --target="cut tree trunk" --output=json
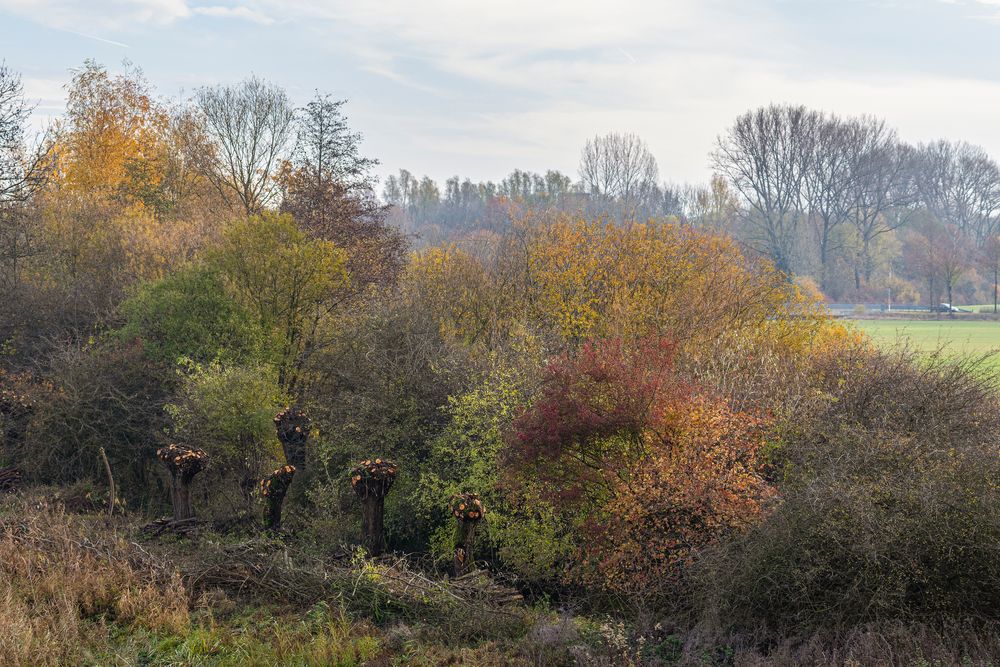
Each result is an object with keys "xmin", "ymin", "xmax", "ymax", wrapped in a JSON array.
[
  {"xmin": 157, "ymin": 444, "xmax": 209, "ymax": 521},
  {"xmin": 261, "ymin": 464, "xmax": 296, "ymax": 531},
  {"xmin": 274, "ymin": 406, "xmax": 311, "ymax": 471},
  {"xmin": 450, "ymin": 492, "xmax": 485, "ymax": 576},
  {"xmin": 360, "ymin": 495, "xmax": 386, "ymax": 555},
  {"xmin": 350, "ymin": 458, "xmax": 397, "ymax": 556}
]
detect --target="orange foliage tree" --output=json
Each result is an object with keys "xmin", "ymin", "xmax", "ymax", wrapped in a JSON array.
[
  {"xmin": 404, "ymin": 215, "xmax": 830, "ymax": 357},
  {"xmin": 508, "ymin": 337, "xmax": 775, "ymax": 600}
]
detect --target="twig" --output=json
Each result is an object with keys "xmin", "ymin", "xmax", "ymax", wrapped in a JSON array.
[{"xmin": 98, "ymin": 447, "xmax": 115, "ymax": 518}]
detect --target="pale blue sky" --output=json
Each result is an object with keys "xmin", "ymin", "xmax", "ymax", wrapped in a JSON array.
[{"xmin": 2, "ymin": 0, "xmax": 1000, "ymax": 187}]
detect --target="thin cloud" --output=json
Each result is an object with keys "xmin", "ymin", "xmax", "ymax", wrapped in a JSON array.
[
  {"xmin": 193, "ymin": 5, "xmax": 274, "ymax": 25},
  {"xmin": 0, "ymin": 0, "xmax": 191, "ymax": 30}
]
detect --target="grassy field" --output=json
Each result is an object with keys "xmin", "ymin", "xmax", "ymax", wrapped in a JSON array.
[{"xmin": 848, "ymin": 318, "xmax": 1000, "ymax": 358}]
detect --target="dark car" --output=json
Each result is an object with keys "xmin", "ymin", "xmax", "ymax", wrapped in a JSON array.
[{"xmin": 931, "ymin": 303, "xmax": 971, "ymax": 313}]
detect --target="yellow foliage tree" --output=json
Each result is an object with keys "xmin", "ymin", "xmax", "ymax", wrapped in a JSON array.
[
  {"xmin": 209, "ymin": 212, "xmax": 349, "ymax": 394},
  {"xmin": 57, "ymin": 60, "xmax": 169, "ymax": 204}
]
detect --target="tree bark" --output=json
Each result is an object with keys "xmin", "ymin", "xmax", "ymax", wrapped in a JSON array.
[
  {"xmin": 450, "ymin": 492, "xmax": 485, "ymax": 576},
  {"xmin": 173, "ymin": 476, "xmax": 194, "ymax": 521},
  {"xmin": 350, "ymin": 458, "xmax": 397, "ymax": 557},
  {"xmin": 157, "ymin": 444, "xmax": 208, "ymax": 522},
  {"xmin": 360, "ymin": 495, "xmax": 386, "ymax": 555},
  {"xmin": 453, "ymin": 519, "xmax": 478, "ymax": 576},
  {"xmin": 261, "ymin": 465, "xmax": 295, "ymax": 531}
]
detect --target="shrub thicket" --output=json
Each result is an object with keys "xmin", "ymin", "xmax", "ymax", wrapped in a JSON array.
[{"xmin": 692, "ymin": 344, "xmax": 1000, "ymax": 635}]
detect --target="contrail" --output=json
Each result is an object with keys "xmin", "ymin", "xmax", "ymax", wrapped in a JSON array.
[
  {"xmin": 62, "ymin": 29, "xmax": 131, "ymax": 49},
  {"xmin": 617, "ymin": 47, "xmax": 637, "ymax": 64}
]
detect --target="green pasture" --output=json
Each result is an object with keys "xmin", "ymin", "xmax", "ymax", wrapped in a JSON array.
[{"xmin": 848, "ymin": 319, "xmax": 1000, "ymax": 363}]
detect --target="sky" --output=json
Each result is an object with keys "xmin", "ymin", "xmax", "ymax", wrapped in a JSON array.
[{"xmin": 2, "ymin": 0, "xmax": 1000, "ymax": 189}]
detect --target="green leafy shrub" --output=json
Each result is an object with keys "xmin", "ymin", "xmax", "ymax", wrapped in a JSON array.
[
  {"xmin": 119, "ymin": 263, "xmax": 269, "ymax": 366},
  {"xmin": 165, "ymin": 359, "xmax": 288, "ymax": 515},
  {"xmin": 414, "ymin": 369, "xmax": 575, "ymax": 580}
]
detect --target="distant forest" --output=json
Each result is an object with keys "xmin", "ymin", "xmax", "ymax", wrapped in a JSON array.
[{"xmin": 389, "ymin": 107, "xmax": 1000, "ymax": 308}]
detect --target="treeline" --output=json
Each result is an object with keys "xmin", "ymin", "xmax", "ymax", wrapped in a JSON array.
[
  {"xmin": 390, "ymin": 107, "xmax": 1000, "ymax": 307},
  {"xmin": 382, "ymin": 131, "xmax": 688, "ymax": 244}
]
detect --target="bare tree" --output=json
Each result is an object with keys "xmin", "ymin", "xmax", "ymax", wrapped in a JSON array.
[
  {"xmin": 688, "ymin": 174, "xmax": 741, "ymax": 231},
  {"xmin": 0, "ymin": 62, "xmax": 50, "ymax": 320},
  {"xmin": 0, "ymin": 63, "xmax": 51, "ymax": 206},
  {"xmin": 802, "ymin": 114, "xmax": 855, "ymax": 289},
  {"xmin": 844, "ymin": 118, "xmax": 912, "ymax": 290},
  {"xmin": 713, "ymin": 104, "xmax": 820, "ymax": 274},
  {"xmin": 914, "ymin": 140, "xmax": 1000, "ymax": 246},
  {"xmin": 579, "ymin": 131, "xmax": 659, "ymax": 220},
  {"xmin": 196, "ymin": 76, "xmax": 294, "ymax": 215}
]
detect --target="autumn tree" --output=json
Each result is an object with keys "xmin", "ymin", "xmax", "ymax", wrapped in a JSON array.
[
  {"xmin": 208, "ymin": 212, "xmax": 348, "ymax": 394},
  {"xmin": 280, "ymin": 93, "xmax": 406, "ymax": 291},
  {"xmin": 59, "ymin": 60, "xmax": 169, "ymax": 203},
  {"xmin": 902, "ymin": 216, "xmax": 969, "ymax": 310},
  {"xmin": 519, "ymin": 217, "xmax": 822, "ymax": 351},
  {"xmin": 196, "ymin": 76, "xmax": 294, "ymax": 216},
  {"xmin": 508, "ymin": 337, "xmax": 774, "ymax": 598}
]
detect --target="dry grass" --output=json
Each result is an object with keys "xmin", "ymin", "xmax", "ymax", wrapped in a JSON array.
[{"xmin": 0, "ymin": 499, "xmax": 189, "ymax": 666}]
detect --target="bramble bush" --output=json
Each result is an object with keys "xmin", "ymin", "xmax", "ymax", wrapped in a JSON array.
[{"xmin": 692, "ymin": 343, "xmax": 1000, "ymax": 635}]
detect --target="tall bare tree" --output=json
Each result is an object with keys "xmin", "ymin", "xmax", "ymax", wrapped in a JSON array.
[
  {"xmin": 0, "ymin": 62, "xmax": 50, "ymax": 326},
  {"xmin": 844, "ymin": 118, "xmax": 912, "ymax": 290},
  {"xmin": 802, "ymin": 114, "xmax": 855, "ymax": 289},
  {"xmin": 713, "ymin": 104, "xmax": 820, "ymax": 274},
  {"xmin": 579, "ymin": 131, "xmax": 658, "ymax": 220},
  {"xmin": 0, "ymin": 62, "xmax": 48, "ymax": 206},
  {"xmin": 914, "ymin": 140, "xmax": 1000, "ymax": 246},
  {"xmin": 196, "ymin": 76, "xmax": 294, "ymax": 215}
]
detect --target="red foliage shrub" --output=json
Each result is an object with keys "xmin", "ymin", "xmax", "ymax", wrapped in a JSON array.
[{"xmin": 508, "ymin": 337, "xmax": 775, "ymax": 599}]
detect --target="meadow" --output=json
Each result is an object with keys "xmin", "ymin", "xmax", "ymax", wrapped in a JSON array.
[{"xmin": 848, "ymin": 318, "xmax": 1000, "ymax": 359}]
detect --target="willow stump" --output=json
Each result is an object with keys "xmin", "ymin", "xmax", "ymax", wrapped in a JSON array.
[
  {"xmin": 156, "ymin": 444, "xmax": 209, "ymax": 521},
  {"xmin": 451, "ymin": 492, "xmax": 485, "ymax": 576},
  {"xmin": 273, "ymin": 406, "xmax": 311, "ymax": 470},
  {"xmin": 350, "ymin": 458, "xmax": 397, "ymax": 556},
  {"xmin": 260, "ymin": 464, "xmax": 296, "ymax": 531}
]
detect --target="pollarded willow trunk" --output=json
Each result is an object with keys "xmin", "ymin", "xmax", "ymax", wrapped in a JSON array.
[
  {"xmin": 350, "ymin": 458, "xmax": 397, "ymax": 556},
  {"xmin": 260, "ymin": 464, "xmax": 296, "ymax": 531},
  {"xmin": 450, "ymin": 492, "xmax": 485, "ymax": 576},
  {"xmin": 156, "ymin": 444, "xmax": 209, "ymax": 521},
  {"xmin": 274, "ymin": 406, "xmax": 311, "ymax": 471}
]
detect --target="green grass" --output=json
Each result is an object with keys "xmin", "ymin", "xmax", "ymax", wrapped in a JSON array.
[
  {"xmin": 957, "ymin": 304, "xmax": 1000, "ymax": 313},
  {"xmin": 848, "ymin": 319, "xmax": 1000, "ymax": 358}
]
